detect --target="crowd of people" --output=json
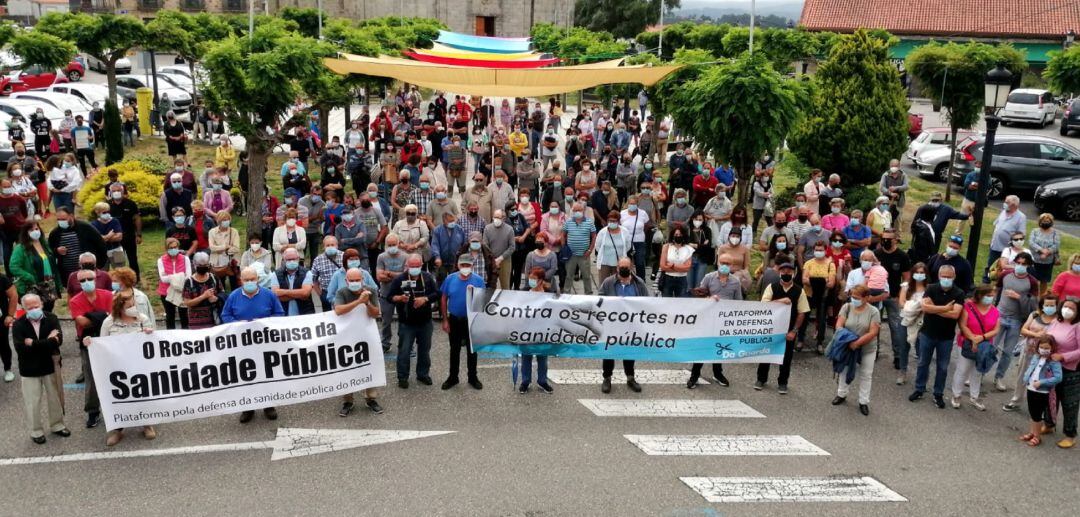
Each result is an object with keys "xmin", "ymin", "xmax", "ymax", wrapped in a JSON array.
[{"xmin": 2, "ymin": 90, "xmax": 1078, "ymax": 453}]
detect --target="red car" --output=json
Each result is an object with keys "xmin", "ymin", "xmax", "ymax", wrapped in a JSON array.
[
  {"xmin": 908, "ymin": 112, "xmax": 924, "ymax": 139},
  {"xmin": 0, "ymin": 64, "xmax": 68, "ymax": 95},
  {"xmin": 63, "ymin": 60, "xmax": 85, "ymax": 82}
]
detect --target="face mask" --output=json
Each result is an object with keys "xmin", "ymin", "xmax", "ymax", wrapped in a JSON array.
[
  {"xmin": 831, "ymin": 240, "xmax": 843, "ymax": 249},
  {"xmin": 1002, "ymin": 202, "xmax": 1009, "ymax": 211},
  {"xmin": 811, "ymin": 225, "xmax": 822, "ymax": 233},
  {"xmin": 387, "ymin": 246, "xmax": 399, "ymax": 255},
  {"xmin": 851, "ymin": 299, "xmax": 864, "ymax": 308},
  {"xmin": 342, "ymin": 258, "xmax": 360, "ymax": 269},
  {"xmin": 109, "ymin": 282, "xmax": 121, "ymax": 292},
  {"xmin": 618, "ymin": 267, "xmax": 632, "ymax": 278},
  {"xmin": 831, "ymin": 206, "xmax": 841, "ymax": 214},
  {"xmin": 627, "ymin": 204, "xmax": 638, "ymax": 211},
  {"xmin": 221, "ymin": 220, "xmax": 231, "ymax": 229},
  {"xmin": 549, "ymin": 207, "xmax": 560, "ymax": 215},
  {"xmin": 1012, "ymin": 239, "xmax": 1024, "ymax": 247},
  {"xmin": 780, "ymin": 273, "xmax": 794, "ymax": 283},
  {"xmin": 1073, "ymin": 264, "xmax": 1080, "ymax": 273},
  {"xmin": 776, "ymin": 242, "xmax": 787, "ymax": 251},
  {"xmin": 979, "ymin": 295, "xmax": 994, "ymax": 306},
  {"xmin": 913, "ymin": 273, "xmax": 926, "ymax": 282},
  {"xmin": 775, "ymin": 222, "xmax": 786, "ymax": 229},
  {"xmin": 1039, "ymin": 221, "xmax": 1052, "ymax": 229},
  {"xmin": 28, "ymin": 229, "xmax": 41, "ymax": 240},
  {"xmin": 435, "ymin": 192, "xmax": 447, "ymax": 201},
  {"xmin": 676, "ymin": 198, "xmax": 687, "ymax": 206},
  {"xmin": 243, "ymin": 281, "xmax": 258, "ymax": 293},
  {"xmin": 408, "ymin": 267, "xmax": 422, "ymax": 276},
  {"xmin": 196, "ymin": 265, "xmax": 210, "ymax": 274},
  {"xmin": 1063, "ymin": 307, "xmax": 1076, "ymax": 321},
  {"xmin": 367, "ymin": 191, "xmax": 378, "ymax": 200},
  {"xmin": 11, "ymin": 169, "xmax": 21, "ymax": 177},
  {"xmin": 212, "ymin": 184, "xmax": 222, "ymax": 191},
  {"xmin": 945, "ymin": 247, "xmax": 959, "ymax": 257},
  {"xmin": 929, "ymin": 201, "xmax": 941, "ymax": 208},
  {"xmin": 458, "ymin": 267, "xmax": 473, "ymax": 277},
  {"xmin": 111, "ymin": 191, "xmax": 123, "ymax": 200},
  {"xmin": 285, "ymin": 260, "xmax": 299, "ymax": 271},
  {"xmin": 851, "ymin": 218, "xmax": 862, "ymax": 226},
  {"xmin": 813, "ymin": 250, "xmax": 826, "ymax": 259},
  {"xmin": 797, "ymin": 215, "xmax": 808, "ymax": 223},
  {"xmin": 167, "ymin": 248, "xmax": 180, "ymax": 257},
  {"xmin": 1038, "ymin": 347, "xmax": 1052, "ymax": 357},
  {"xmin": 718, "ymin": 264, "xmax": 731, "ymax": 275},
  {"xmin": 80, "ymin": 280, "xmax": 95, "ymax": 292},
  {"xmin": 286, "ymin": 218, "xmax": 297, "ymax": 227},
  {"xmin": 939, "ymin": 278, "xmax": 954, "ymax": 289},
  {"xmin": 608, "ymin": 222, "xmax": 619, "ymax": 230},
  {"xmin": 174, "ymin": 216, "xmax": 186, "ymax": 225},
  {"xmin": 27, "ymin": 308, "xmax": 43, "ymax": 320},
  {"xmin": 1014, "ymin": 265, "xmax": 1028, "ymax": 276},
  {"xmin": 1043, "ymin": 305, "xmax": 1057, "ymax": 316},
  {"xmin": 57, "ymin": 220, "xmax": 70, "ymax": 230},
  {"xmin": 250, "ymin": 243, "xmax": 262, "ymax": 251},
  {"xmin": 325, "ymin": 247, "xmax": 338, "ymax": 256},
  {"xmin": 348, "ymin": 281, "xmax": 364, "ymax": 292},
  {"xmin": 860, "ymin": 261, "xmax": 873, "ymax": 271},
  {"xmin": 1, "ymin": 188, "xmax": 12, "ymax": 196},
  {"xmin": 645, "ymin": 164, "xmax": 653, "ymax": 170},
  {"xmin": 470, "ymin": 242, "xmax": 481, "ymax": 251}
]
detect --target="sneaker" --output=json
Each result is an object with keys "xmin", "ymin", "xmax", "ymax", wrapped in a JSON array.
[
  {"xmin": 105, "ymin": 430, "xmax": 123, "ymax": 446},
  {"xmin": 753, "ymin": 381, "xmax": 765, "ymax": 391},
  {"xmin": 468, "ymin": 378, "xmax": 484, "ymax": 390},
  {"xmin": 908, "ymin": 391, "xmax": 924, "ymax": 402},
  {"xmin": 626, "ymin": 378, "xmax": 642, "ymax": 393},
  {"xmin": 339, "ymin": 401, "xmax": 355, "ymax": 417},
  {"xmin": 1002, "ymin": 401, "xmax": 1021, "ymax": 412},
  {"xmin": 686, "ymin": 376, "xmax": 699, "ymax": 390},
  {"xmin": 714, "ymin": 372, "xmax": 730, "ymax": 387},
  {"xmin": 75, "ymin": 373, "xmax": 85, "ymax": 384},
  {"xmin": 263, "ymin": 407, "xmax": 278, "ymax": 420},
  {"xmin": 969, "ymin": 398, "xmax": 986, "ymax": 411},
  {"xmin": 933, "ymin": 395, "xmax": 946, "ymax": 409},
  {"xmin": 950, "ymin": 396, "xmax": 961, "ymax": 409},
  {"xmin": 536, "ymin": 382, "xmax": 554, "ymax": 394},
  {"xmin": 416, "ymin": 376, "xmax": 433, "ymax": 386},
  {"xmin": 441, "ymin": 378, "xmax": 458, "ymax": 390},
  {"xmin": 3, "ymin": 371, "xmax": 13, "ymax": 382},
  {"xmin": 366, "ymin": 399, "xmax": 384, "ymax": 414},
  {"xmin": 239, "ymin": 410, "xmax": 255, "ymax": 423},
  {"xmin": 85, "ymin": 412, "xmax": 100, "ymax": 429},
  {"xmin": 51, "ymin": 428, "xmax": 71, "ymax": 437},
  {"xmin": 994, "ymin": 379, "xmax": 1007, "ymax": 392},
  {"xmin": 895, "ymin": 374, "xmax": 905, "ymax": 386},
  {"xmin": 142, "ymin": 426, "xmax": 157, "ymax": 440},
  {"xmin": 398, "ymin": 379, "xmax": 409, "ymax": 389},
  {"xmin": 777, "ymin": 384, "xmax": 789, "ymax": 395},
  {"xmin": 518, "ymin": 384, "xmax": 529, "ymax": 394},
  {"xmin": 601, "ymin": 378, "xmax": 612, "ymax": 394}
]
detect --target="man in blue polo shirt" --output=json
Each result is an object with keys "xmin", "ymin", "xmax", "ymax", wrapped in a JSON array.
[
  {"xmin": 221, "ymin": 266, "xmax": 285, "ymax": 424},
  {"xmin": 563, "ymin": 201, "xmax": 596, "ymax": 294},
  {"xmin": 440, "ymin": 254, "xmax": 486, "ymax": 391}
]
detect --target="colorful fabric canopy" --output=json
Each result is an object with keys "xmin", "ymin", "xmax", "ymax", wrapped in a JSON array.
[
  {"xmin": 413, "ymin": 30, "xmax": 555, "ymax": 69},
  {"xmin": 435, "ymin": 30, "xmax": 532, "ymax": 54},
  {"xmin": 323, "ymin": 53, "xmax": 683, "ymax": 97},
  {"xmin": 425, "ymin": 42, "xmax": 548, "ymax": 62},
  {"xmin": 403, "ymin": 50, "xmax": 560, "ymax": 68}
]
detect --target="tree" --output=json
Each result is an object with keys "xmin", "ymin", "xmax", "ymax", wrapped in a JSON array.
[
  {"xmin": 36, "ymin": 13, "xmax": 147, "ymax": 104},
  {"xmin": 201, "ymin": 20, "xmax": 333, "ymax": 233},
  {"xmin": 575, "ymin": 0, "xmax": 680, "ymax": 39},
  {"xmin": 906, "ymin": 41, "xmax": 1026, "ymax": 200},
  {"xmin": 1045, "ymin": 45, "xmax": 1080, "ymax": 95},
  {"xmin": 279, "ymin": 7, "xmax": 325, "ymax": 38},
  {"xmin": 146, "ymin": 11, "xmax": 232, "ymax": 102},
  {"xmin": 642, "ymin": 48, "xmax": 714, "ymax": 138},
  {"xmin": 788, "ymin": 30, "xmax": 910, "ymax": 188},
  {"xmin": 8, "ymin": 31, "xmax": 77, "ymax": 70},
  {"xmin": 669, "ymin": 51, "xmax": 805, "ymax": 205}
]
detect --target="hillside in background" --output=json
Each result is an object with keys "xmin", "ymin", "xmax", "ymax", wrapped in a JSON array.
[{"xmin": 673, "ymin": 0, "xmax": 804, "ymax": 22}]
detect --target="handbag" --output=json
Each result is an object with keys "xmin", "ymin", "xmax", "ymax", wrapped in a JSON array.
[
  {"xmin": 106, "ymin": 247, "xmax": 127, "ymax": 268},
  {"xmin": 28, "ymin": 277, "xmax": 58, "ymax": 306},
  {"xmin": 959, "ymin": 302, "xmax": 989, "ymax": 360}
]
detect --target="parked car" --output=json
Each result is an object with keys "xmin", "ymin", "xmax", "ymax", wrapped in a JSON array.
[
  {"xmin": 42, "ymin": 83, "xmax": 124, "ymax": 107},
  {"xmin": 1035, "ymin": 176, "xmax": 1080, "ymax": 221},
  {"xmin": 114, "ymin": 74, "xmax": 191, "ymax": 121},
  {"xmin": 156, "ymin": 72, "xmax": 194, "ymax": 91},
  {"xmin": 62, "ymin": 60, "xmax": 85, "ymax": 82},
  {"xmin": 907, "ymin": 112, "xmax": 923, "ymax": 139},
  {"xmin": 159, "ymin": 64, "xmax": 208, "ymax": 83},
  {"xmin": 999, "ymin": 88, "xmax": 1057, "ymax": 127},
  {"xmin": 910, "ymin": 129, "xmax": 980, "ymax": 181},
  {"xmin": 10, "ymin": 91, "xmax": 93, "ymax": 120},
  {"xmin": 1060, "ymin": 98, "xmax": 1080, "ymax": 137},
  {"xmin": 84, "ymin": 55, "xmax": 132, "ymax": 75},
  {"xmin": 0, "ymin": 128, "xmax": 13, "ymax": 162},
  {"xmin": 952, "ymin": 134, "xmax": 1080, "ymax": 199},
  {"xmin": 0, "ymin": 51, "xmax": 83, "ymax": 82},
  {"xmin": 0, "ymin": 64, "xmax": 68, "ymax": 95},
  {"xmin": 0, "ymin": 99, "xmax": 65, "ymax": 127}
]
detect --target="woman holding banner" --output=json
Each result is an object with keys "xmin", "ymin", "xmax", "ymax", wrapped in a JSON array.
[
  {"xmin": 99, "ymin": 292, "xmax": 156, "ymax": 445},
  {"xmin": 518, "ymin": 267, "xmax": 555, "ymax": 395}
]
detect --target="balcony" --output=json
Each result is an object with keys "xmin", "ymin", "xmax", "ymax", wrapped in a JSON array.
[
  {"xmin": 221, "ymin": 0, "xmax": 247, "ymax": 12},
  {"xmin": 181, "ymin": 0, "xmax": 205, "ymax": 10},
  {"xmin": 137, "ymin": 0, "xmax": 161, "ymax": 10},
  {"xmin": 79, "ymin": 0, "xmax": 117, "ymax": 13}
]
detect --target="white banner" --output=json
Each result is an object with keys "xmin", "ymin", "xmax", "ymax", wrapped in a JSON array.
[{"xmin": 88, "ymin": 311, "xmax": 385, "ymax": 431}]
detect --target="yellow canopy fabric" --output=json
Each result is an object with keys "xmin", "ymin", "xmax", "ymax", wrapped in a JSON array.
[{"xmin": 324, "ymin": 53, "xmax": 681, "ymax": 97}]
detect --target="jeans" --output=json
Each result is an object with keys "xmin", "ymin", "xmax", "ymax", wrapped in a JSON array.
[
  {"xmin": 447, "ymin": 316, "xmax": 477, "ymax": 382},
  {"xmin": 660, "ymin": 274, "xmax": 687, "ymax": 298},
  {"xmin": 914, "ymin": 333, "xmax": 954, "ymax": 397},
  {"xmin": 378, "ymin": 297, "xmax": 395, "ymax": 349},
  {"xmin": 631, "ymin": 242, "xmax": 647, "ymax": 279},
  {"xmin": 396, "ymin": 320, "xmax": 432, "ymax": 381},
  {"xmin": 881, "ymin": 298, "xmax": 906, "ymax": 369},
  {"xmin": 757, "ymin": 338, "xmax": 794, "ymax": 386},
  {"xmin": 687, "ymin": 256, "xmax": 707, "ymax": 293},
  {"xmin": 993, "ymin": 317, "xmax": 1022, "ymax": 381},
  {"xmin": 521, "ymin": 354, "xmax": 548, "ymax": 385},
  {"xmin": 52, "ymin": 191, "xmax": 74, "ymax": 212}
]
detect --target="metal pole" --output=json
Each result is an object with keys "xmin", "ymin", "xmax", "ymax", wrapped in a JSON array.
[
  {"xmin": 317, "ymin": 0, "xmax": 323, "ymax": 39},
  {"xmin": 248, "ymin": 0, "xmax": 254, "ymax": 41},
  {"xmin": 749, "ymin": 0, "xmax": 755, "ymax": 54},
  {"xmin": 658, "ymin": 0, "xmax": 663, "ymax": 57},
  {"xmin": 966, "ymin": 113, "xmax": 999, "ymax": 268}
]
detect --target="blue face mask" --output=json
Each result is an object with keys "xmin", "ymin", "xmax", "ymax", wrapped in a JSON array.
[
  {"xmin": 286, "ymin": 260, "xmax": 299, "ymax": 271},
  {"xmin": 408, "ymin": 267, "xmax": 422, "ymax": 276},
  {"xmin": 387, "ymin": 246, "xmax": 399, "ymax": 255},
  {"xmin": 939, "ymin": 278, "xmax": 954, "ymax": 289},
  {"xmin": 851, "ymin": 298, "xmax": 864, "ymax": 308},
  {"xmin": 167, "ymin": 248, "xmax": 180, "ymax": 257},
  {"xmin": 945, "ymin": 247, "xmax": 959, "ymax": 257},
  {"xmin": 776, "ymin": 242, "xmax": 787, "ymax": 251},
  {"xmin": 111, "ymin": 282, "xmax": 121, "ymax": 292},
  {"xmin": 718, "ymin": 264, "xmax": 731, "ymax": 275},
  {"xmin": 528, "ymin": 278, "xmax": 539, "ymax": 288},
  {"xmin": 912, "ymin": 273, "xmax": 926, "ymax": 282},
  {"xmin": 627, "ymin": 204, "xmax": 638, "ymax": 211},
  {"xmin": 1073, "ymin": 264, "xmax": 1080, "ymax": 274},
  {"xmin": 608, "ymin": 222, "xmax": 619, "ymax": 230},
  {"xmin": 80, "ymin": 280, "xmax": 95, "ymax": 292},
  {"xmin": 981, "ymin": 295, "xmax": 995, "ymax": 306},
  {"xmin": 470, "ymin": 242, "xmax": 481, "ymax": 251},
  {"xmin": 325, "ymin": 247, "xmax": 338, "ymax": 256},
  {"xmin": 347, "ymin": 259, "xmax": 361, "ymax": 269},
  {"xmin": 174, "ymin": 216, "xmax": 186, "ymax": 225},
  {"xmin": 26, "ymin": 308, "xmax": 44, "ymax": 320},
  {"xmin": 1043, "ymin": 305, "xmax": 1057, "ymax": 316},
  {"xmin": 243, "ymin": 281, "xmax": 258, "ymax": 293},
  {"xmin": 1014, "ymin": 265, "xmax": 1028, "ymax": 276},
  {"xmin": 549, "ymin": 207, "xmax": 560, "ymax": 215},
  {"xmin": 57, "ymin": 220, "xmax": 70, "ymax": 230},
  {"xmin": 347, "ymin": 281, "xmax": 364, "ymax": 292}
]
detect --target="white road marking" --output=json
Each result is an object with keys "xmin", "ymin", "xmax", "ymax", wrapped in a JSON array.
[
  {"xmin": 681, "ymin": 476, "xmax": 907, "ymax": 503},
  {"xmin": 625, "ymin": 435, "xmax": 829, "ymax": 456},
  {"xmin": 0, "ymin": 428, "xmax": 455, "ymax": 465},
  {"xmin": 548, "ymin": 369, "xmax": 707, "ymax": 385},
  {"xmin": 578, "ymin": 399, "xmax": 764, "ymax": 418}
]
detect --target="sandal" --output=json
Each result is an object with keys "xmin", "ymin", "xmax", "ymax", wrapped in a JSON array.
[
  {"xmin": 1027, "ymin": 436, "xmax": 1042, "ymax": 447},
  {"xmin": 1019, "ymin": 433, "xmax": 1036, "ymax": 442},
  {"xmin": 1039, "ymin": 425, "xmax": 1055, "ymax": 435}
]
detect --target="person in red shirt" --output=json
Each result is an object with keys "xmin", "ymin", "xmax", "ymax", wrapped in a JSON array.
[
  {"xmin": 0, "ymin": 178, "xmax": 29, "ymax": 271},
  {"xmin": 399, "ymin": 131, "xmax": 424, "ymax": 166},
  {"xmin": 691, "ymin": 163, "xmax": 719, "ymax": 208},
  {"xmin": 69, "ymin": 268, "xmax": 113, "ymax": 429}
]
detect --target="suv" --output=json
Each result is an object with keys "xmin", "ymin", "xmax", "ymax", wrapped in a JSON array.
[
  {"xmin": 952, "ymin": 134, "xmax": 1080, "ymax": 198},
  {"xmin": 999, "ymin": 88, "xmax": 1057, "ymax": 127},
  {"xmin": 1035, "ymin": 177, "xmax": 1080, "ymax": 221},
  {"xmin": 114, "ymin": 74, "xmax": 191, "ymax": 121},
  {"xmin": 1060, "ymin": 98, "xmax": 1080, "ymax": 137},
  {"xmin": 84, "ymin": 55, "xmax": 132, "ymax": 75}
]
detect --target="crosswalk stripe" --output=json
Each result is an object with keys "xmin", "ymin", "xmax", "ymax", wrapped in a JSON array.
[
  {"xmin": 548, "ymin": 369, "xmax": 707, "ymax": 385},
  {"xmin": 681, "ymin": 476, "xmax": 907, "ymax": 503},
  {"xmin": 625, "ymin": 435, "xmax": 829, "ymax": 456},
  {"xmin": 578, "ymin": 399, "xmax": 764, "ymax": 418}
]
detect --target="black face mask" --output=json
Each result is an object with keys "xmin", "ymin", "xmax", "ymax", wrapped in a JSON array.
[
  {"xmin": 469, "ymin": 211, "xmax": 479, "ymax": 217},
  {"xmin": 780, "ymin": 273, "xmax": 794, "ymax": 283},
  {"xmin": 618, "ymin": 267, "xmax": 632, "ymax": 278},
  {"xmin": 1040, "ymin": 222, "xmax": 1052, "ymax": 229},
  {"xmin": 196, "ymin": 265, "xmax": 210, "ymax": 274},
  {"xmin": 360, "ymin": 200, "xmax": 372, "ymax": 209},
  {"xmin": 81, "ymin": 263, "xmax": 96, "ymax": 271},
  {"xmin": 882, "ymin": 239, "xmax": 895, "ymax": 249},
  {"xmin": 797, "ymin": 216, "xmax": 808, "ymax": 223},
  {"xmin": 535, "ymin": 241, "xmax": 546, "ymax": 251},
  {"xmin": 775, "ymin": 222, "xmax": 787, "ymax": 229}
]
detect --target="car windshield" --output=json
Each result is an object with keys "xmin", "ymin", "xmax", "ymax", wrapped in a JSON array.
[{"xmin": 1007, "ymin": 92, "xmax": 1040, "ymax": 105}]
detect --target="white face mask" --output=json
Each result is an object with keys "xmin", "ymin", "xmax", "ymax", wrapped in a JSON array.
[
  {"xmin": 1063, "ymin": 307, "xmax": 1076, "ymax": 321},
  {"xmin": 729, "ymin": 236, "xmax": 740, "ymax": 246},
  {"xmin": 124, "ymin": 306, "xmax": 140, "ymax": 318}
]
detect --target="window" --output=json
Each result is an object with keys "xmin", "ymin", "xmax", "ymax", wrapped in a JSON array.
[
  {"xmin": 928, "ymin": 132, "xmax": 951, "ymax": 145},
  {"xmin": 914, "ymin": 132, "xmax": 930, "ymax": 143},
  {"xmin": 1040, "ymin": 144, "xmax": 1071, "ymax": 161},
  {"xmin": 994, "ymin": 142, "xmax": 1039, "ymax": 159},
  {"xmin": 1006, "ymin": 92, "xmax": 1039, "ymax": 105}
]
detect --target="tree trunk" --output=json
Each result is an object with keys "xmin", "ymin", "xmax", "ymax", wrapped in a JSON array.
[
  {"xmin": 735, "ymin": 156, "xmax": 751, "ymax": 209},
  {"xmin": 944, "ymin": 122, "xmax": 957, "ymax": 202},
  {"xmin": 317, "ymin": 105, "xmax": 330, "ymax": 146},
  {"xmin": 187, "ymin": 59, "xmax": 198, "ymax": 105},
  {"xmin": 245, "ymin": 138, "xmax": 270, "ymax": 235},
  {"xmin": 106, "ymin": 62, "xmax": 118, "ymax": 104}
]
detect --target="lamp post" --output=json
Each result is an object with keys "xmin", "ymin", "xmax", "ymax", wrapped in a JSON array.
[
  {"xmin": 1067, "ymin": 29, "xmax": 1076, "ymax": 49},
  {"xmin": 966, "ymin": 64, "xmax": 1014, "ymax": 268}
]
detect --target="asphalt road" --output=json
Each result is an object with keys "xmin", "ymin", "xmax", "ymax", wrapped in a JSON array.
[{"xmin": 0, "ymin": 319, "xmax": 1074, "ymax": 516}]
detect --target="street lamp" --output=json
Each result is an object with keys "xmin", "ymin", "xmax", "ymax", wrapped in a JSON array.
[
  {"xmin": 1067, "ymin": 29, "xmax": 1076, "ymax": 49},
  {"xmin": 965, "ymin": 64, "xmax": 1014, "ymax": 269}
]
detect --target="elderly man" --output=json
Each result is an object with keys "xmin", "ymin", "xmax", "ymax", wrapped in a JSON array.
[
  {"xmin": 880, "ymin": 159, "xmax": 909, "ymax": 225},
  {"xmin": 311, "ymin": 235, "xmax": 343, "ymax": 311},
  {"xmin": 334, "ymin": 267, "xmax": 384, "ymax": 416},
  {"xmin": 160, "ymin": 173, "xmax": 195, "ymax": 229},
  {"xmin": 391, "ymin": 203, "xmax": 430, "ymax": 262},
  {"xmin": 270, "ymin": 247, "xmax": 315, "ymax": 316},
  {"xmin": 70, "ymin": 268, "xmax": 113, "ymax": 429},
  {"xmin": 909, "ymin": 264, "xmax": 965, "ymax": 409},
  {"xmin": 985, "ymin": 195, "xmax": 1026, "ymax": 283},
  {"xmin": 376, "ymin": 234, "xmax": 408, "ymax": 352},
  {"xmin": 562, "ymin": 202, "xmax": 596, "ymax": 294},
  {"xmin": 598, "ymin": 257, "xmax": 649, "ymax": 394},
  {"xmin": 488, "ymin": 170, "xmax": 515, "ymax": 215},
  {"xmin": 445, "ymin": 135, "xmax": 468, "ymax": 196},
  {"xmin": 65, "ymin": 252, "xmax": 111, "ymax": 298},
  {"xmin": 755, "ymin": 261, "xmax": 809, "ymax": 395},
  {"xmin": 817, "ymin": 173, "xmax": 844, "ymax": 216},
  {"xmin": 462, "ymin": 174, "xmax": 493, "ymax": 222},
  {"xmin": 385, "ymin": 254, "xmax": 438, "ymax": 389},
  {"xmin": 687, "ymin": 253, "xmax": 742, "ymax": 389},
  {"xmin": 279, "ymin": 150, "xmax": 306, "ymax": 178},
  {"xmin": 483, "ymin": 209, "xmax": 516, "ymax": 289},
  {"xmin": 12, "ymin": 293, "xmax": 69, "ymax": 444},
  {"xmin": 795, "ymin": 214, "xmax": 829, "ymax": 269},
  {"xmin": 298, "ymin": 185, "xmax": 326, "ymax": 264},
  {"xmin": 927, "ymin": 235, "xmax": 975, "ymax": 295},
  {"xmin": 222, "ymin": 267, "xmax": 285, "ymax": 422},
  {"xmin": 440, "ymin": 254, "xmax": 486, "ymax": 390},
  {"xmin": 431, "ymin": 212, "xmax": 466, "ymax": 279},
  {"xmin": 425, "ymin": 184, "xmax": 460, "ymax": 231},
  {"xmin": 409, "ymin": 173, "xmax": 436, "ymax": 218}
]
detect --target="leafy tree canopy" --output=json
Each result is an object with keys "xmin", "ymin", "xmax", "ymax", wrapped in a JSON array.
[
  {"xmin": 574, "ymin": 0, "xmax": 680, "ymax": 39},
  {"xmin": 1045, "ymin": 45, "xmax": 1080, "ymax": 95}
]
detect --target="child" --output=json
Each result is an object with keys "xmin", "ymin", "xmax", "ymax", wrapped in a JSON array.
[
  {"xmin": 47, "ymin": 129, "xmax": 61, "ymax": 158},
  {"xmin": 1019, "ymin": 335, "xmax": 1063, "ymax": 446}
]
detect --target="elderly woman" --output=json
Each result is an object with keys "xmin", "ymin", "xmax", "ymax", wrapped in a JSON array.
[
  {"xmin": 1029, "ymin": 213, "xmax": 1061, "ymax": 292},
  {"xmin": 182, "ymin": 252, "xmax": 224, "ymax": 330},
  {"xmin": 272, "ymin": 207, "xmax": 306, "ymax": 266},
  {"xmin": 99, "ymin": 291, "xmax": 155, "ymax": 446},
  {"xmin": 156, "ymin": 237, "xmax": 191, "ymax": 330},
  {"xmin": 208, "ymin": 211, "xmax": 241, "ymax": 290},
  {"xmin": 109, "ymin": 267, "xmax": 153, "ymax": 322},
  {"xmin": 831, "ymin": 285, "xmax": 882, "ymax": 416},
  {"xmin": 203, "ymin": 175, "xmax": 233, "ymax": 219}
]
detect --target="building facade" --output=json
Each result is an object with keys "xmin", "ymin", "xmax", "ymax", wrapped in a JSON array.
[{"xmin": 79, "ymin": 0, "xmax": 573, "ymax": 37}]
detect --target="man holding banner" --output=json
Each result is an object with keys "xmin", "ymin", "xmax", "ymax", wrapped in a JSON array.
[
  {"xmin": 687, "ymin": 254, "xmax": 742, "ymax": 389},
  {"xmin": 755, "ymin": 262, "xmax": 809, "ymax": 395},
  {"xmin": 334, "ymin": 267, "xmax": 384, "ymax": 416},
  {"xmin": 598, "ymin": 257, "xmax": 648, "ymax": 394},
  {"xmin": 222, "ymin": 266, "xmax": 285, "ymax": 423}
]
